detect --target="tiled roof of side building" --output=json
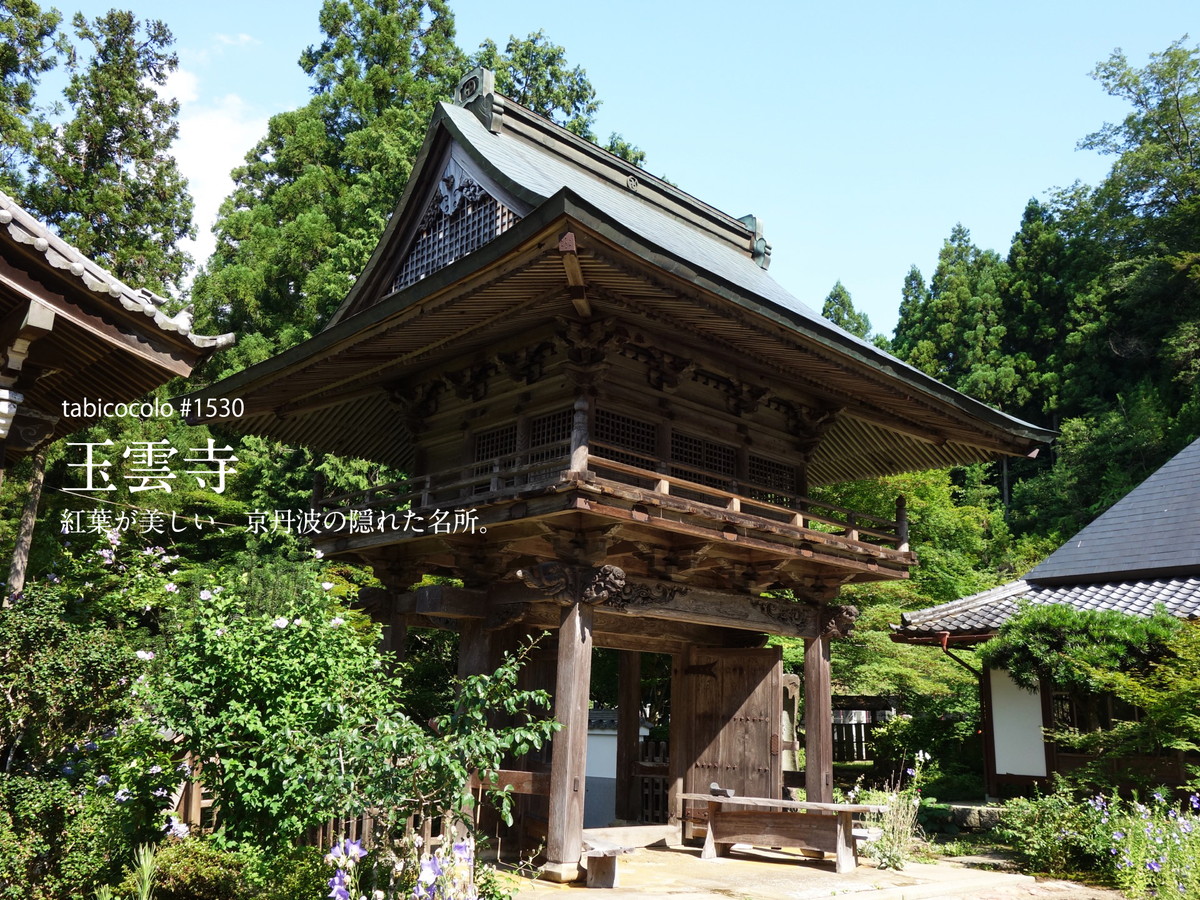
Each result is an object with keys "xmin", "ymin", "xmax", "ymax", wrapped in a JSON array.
[{"xmin": 894, "ymin": 577, "xmax": 1200, "ymax": 641}]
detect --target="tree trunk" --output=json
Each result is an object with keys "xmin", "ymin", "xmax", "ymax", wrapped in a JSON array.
[{"xmin": 6, "ymin": 447, "xmax": 47, "ymax": 604}]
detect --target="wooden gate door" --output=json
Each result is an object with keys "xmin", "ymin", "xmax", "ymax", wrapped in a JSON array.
[{"xmin": 677, "ymin": 645, "xmax": 783, "ymax": 839}]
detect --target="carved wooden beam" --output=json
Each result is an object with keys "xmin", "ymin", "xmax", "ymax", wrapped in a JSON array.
[
  {"xmin": 516, "ymin": 560, "xmax": 626, "ymax": 605},
  {"xmin": 496, "ymin": 575, "xmax": 827, "ymax": 639},
  {"xmin": 0, "ymin": 299, "xmax": 54, "ymax": 374},
  {"xmin": 558, "ymin": 231, "xmax": 590, "ymax": 317},
  {"xmin": 389, "ymin": 584, "xmax": 488, "ymax": 619}
]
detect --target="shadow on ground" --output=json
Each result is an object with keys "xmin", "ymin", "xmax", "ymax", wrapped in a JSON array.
[{"xmin": 509, "ymin": 844, "xmax": 1125, "ymax": 900}]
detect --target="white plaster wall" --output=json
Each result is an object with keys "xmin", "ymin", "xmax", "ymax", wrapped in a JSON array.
[
  {"xmin": 989, "ymin": 668, "xmax": 1047, "ymax": 777},
  {"xmin": 586, "ymin": 731, "xmax": 619, "ymax": 778}
]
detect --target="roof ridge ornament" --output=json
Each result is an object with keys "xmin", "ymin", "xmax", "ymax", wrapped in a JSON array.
[
  {"xmin": 455, "ymin": 67, "xmax": 504, "ymax": 134},
  {"xmin": 738, "ymin": 214, "xmax": 772, "ymax": 270}
]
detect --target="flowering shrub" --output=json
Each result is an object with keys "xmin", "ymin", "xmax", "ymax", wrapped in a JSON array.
[
  {"xmin": 412, "ymin": 840, "xmax": 476, "ymax": 900},
  {"xmin": 999, "ymin": 785, "xmax": 1200, "ymax": 897},
  {"xmin": 859, "ymin": 758, "xmax": 925, "ymax": 869},
  {"xmin": 1104, "ymin": 792, "xmax": 1200, "ymax": 900},
  {"xmin": 146, "ymin": 556, "xmax": 400, "ymax": 849}
]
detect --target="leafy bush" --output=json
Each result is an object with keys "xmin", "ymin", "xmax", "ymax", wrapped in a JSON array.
[
  {"xmin": 253, "ymin": 846, "xmax": 328, "ymax": 900},
  {"xmin": 134, "ymin": 837, "xmax": 258, "ymax": 900},
  {"xmin": 996, "ymin": 785, "xmax": 1109, "ymax": 875},
  {"xmin": 978, "ymin": 603, "xmax": 1180, "ymax": 694},
  {"xmin": 0, "ymin": 776, "xmax": 126, "ymax": 899}
]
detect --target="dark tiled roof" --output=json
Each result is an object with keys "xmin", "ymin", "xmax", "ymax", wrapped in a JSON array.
[
  {"xmin": 894, "ymin": 577, "xmax": 1200, "ymax": 640},
  {"xmin": 587, "ymin": 709, "xmax": 650, "ymax": 732},
  {"xmin": 1027, "ymin": 438, "xmax": 1200, "ymax": 583},
  {"xmin": 894, "ymin": 437, "xmax": 1200, "ymax": 642}
]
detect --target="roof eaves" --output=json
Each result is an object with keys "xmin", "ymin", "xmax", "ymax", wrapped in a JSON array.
[
  {"xmin": 894, "ymin": 579, "xmax": 1030, "ymax": 632},
  {"xmin": 0, "ymin": 191, "xmax": 234, "ymax": 355}
]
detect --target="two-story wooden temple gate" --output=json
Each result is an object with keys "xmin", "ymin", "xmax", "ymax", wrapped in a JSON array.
[{"xmin": 191, "ymin": 68, "xmax": 1053, "ymax": 881}]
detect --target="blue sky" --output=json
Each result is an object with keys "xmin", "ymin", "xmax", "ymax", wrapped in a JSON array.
[{"xmin": 61, "ymin": 0, "xmax": 1199, "ymax": 335}]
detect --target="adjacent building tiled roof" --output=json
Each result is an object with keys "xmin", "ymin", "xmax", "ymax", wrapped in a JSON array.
[
  {"xmin": 893, "ymin": 437, "xmax": 1200, "ymax": 642},
  {"xmin": 895, "ymin": 577, "xmax": 1200, "ymax": 641}
]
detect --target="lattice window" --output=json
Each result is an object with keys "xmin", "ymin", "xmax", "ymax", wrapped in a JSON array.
[
  {"xmin": 593, "ymin": 409, "xmax": 657, "ymax": 468},
  {"xmin": 528, "ymin": 409, "xmax": 573, "ymax": 464},
  {"xmin": 471, "ymin": 423, "xmax": 518, "ymax": 495},
  {"xmin": 670, "ymin": 432, "xmax": 735, "ymax": 490},
  {"xmin": 748, "ymin": 454, "xmax": 798, "ymax": 507},
  {"xmin": 392, "ymin": 158, "xmax": 520, "ymax": 293},
  {"xmin": 671, "ymin": 432, "xmax": 734, "ymax": 477},
  {"xmin": 474, "ymin": 424, "xmax": 517, "ymax": 463}
]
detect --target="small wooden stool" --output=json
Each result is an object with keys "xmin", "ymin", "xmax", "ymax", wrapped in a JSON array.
[{"xmin": 582, "ymin": 839, "xmax": 633, "ymax": 888}]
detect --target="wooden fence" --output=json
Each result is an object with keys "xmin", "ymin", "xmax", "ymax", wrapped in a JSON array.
[{"xmin": 832, "ymin": 722, "xmax": 874, "ymax": 762}]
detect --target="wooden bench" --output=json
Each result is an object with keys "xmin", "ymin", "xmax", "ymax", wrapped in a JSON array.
[{"xmin": 678, "ymin": 793, "xmax": 887, "ymax": 873}]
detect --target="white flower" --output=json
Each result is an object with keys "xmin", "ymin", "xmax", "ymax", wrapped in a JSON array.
[
  {"xmin": 164, "ymin": 582, "xmax": 177, "ymax": 593},
  {"xmin": 272, "ymin": 617, "xmax": 288, "ymax": 628},
  {"xmin": 136, "ymin": 650, "xmax": 155, "ymax": 661},
  {"xmin": 313, "ymin": 549, "xmax": 324, "ymax": 559},
  {"xmin": 214, "ymin": 628, "xmax": 224, "ymax": 637},
  {"xmin": 321, "ymin": 581, "xmax": 334, "ymax": 591},
  {"xmin": 164, "ymin": 816, "xmax": 190, "ymax": 839},
  {"xmin": 293, "ymin": 617, "xmax": 303, "ymax": 626},
  {"xmin": 330, "ymin": 617, "xmax": 345, "ymax": 628},
  {"xmin": 199, "ymin": 589, "xmax": 213, "ymax": 600}
]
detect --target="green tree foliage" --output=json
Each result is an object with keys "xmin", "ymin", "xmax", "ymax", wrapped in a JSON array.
[
  {"xmin": 890, "ymin": 266, "xmax": 930, "ymax": 363},
  {"xmin": 977, "ymin": 603, "xmax": 1181, "ymax": 695},
  {"xmin": 821, "ymin": 280, "xmax": 871, "ymax": 339},
  {"xmin": 991, "ymin": 40, "xmax": 1200, "ymax": 538},
  {"xmin": 892, "ymin": 225, "xmax": 1016, "ymax": 407},
  {"xmin": 25, "ymin": 11, "xmax": 193, "ymax": 294},
  {"xmin": 1080, "ymin": 620, "xmax": 1200, "ymax": 756},
  {"xmin": 0, "ymin": 0, "xmax": 60, "ymax": 194},
  {"xmin": 1081, "ymin": 37, "xmax": 1200, "ymax": 222},
  {"xmin": 472, "ymin": 30, "xmax": 598, "ymax": 137},
  {"xmin": 193, "ymin": 0, "xmax": 463, "ymax": 355}
]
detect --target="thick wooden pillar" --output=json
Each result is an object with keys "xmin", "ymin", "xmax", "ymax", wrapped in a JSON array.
[
  {"xmin": 804, "ymin": 635, "xmax": 833, "ymax": 803},
  {"xmin": 543, "ymin": 601, "xmax": 593, "ymax": 882},
  {"xmin": 457, "ymin": 619, "xmax": 491, "ymax": 678},
  {"xmin": 616, "ymin": 650, "xmax": 641, "ymax": 821},
  {"xmin": 667, "ymin": 650, "xmax": 687, "ymax": 833}
]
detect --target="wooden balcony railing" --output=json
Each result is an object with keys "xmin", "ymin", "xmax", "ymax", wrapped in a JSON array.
[
  {"xmin": 318, "ymin": 398, "xmax": 908, "ymax": 550},
  {"xmin": 318, "ymin": 447, "xmax": 908, "ymax": 552}
]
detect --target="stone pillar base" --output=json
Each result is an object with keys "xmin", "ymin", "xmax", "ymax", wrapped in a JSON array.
[{"xmin": 540, "ymin": 860, "xmax": 582, "ymax": 883}]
